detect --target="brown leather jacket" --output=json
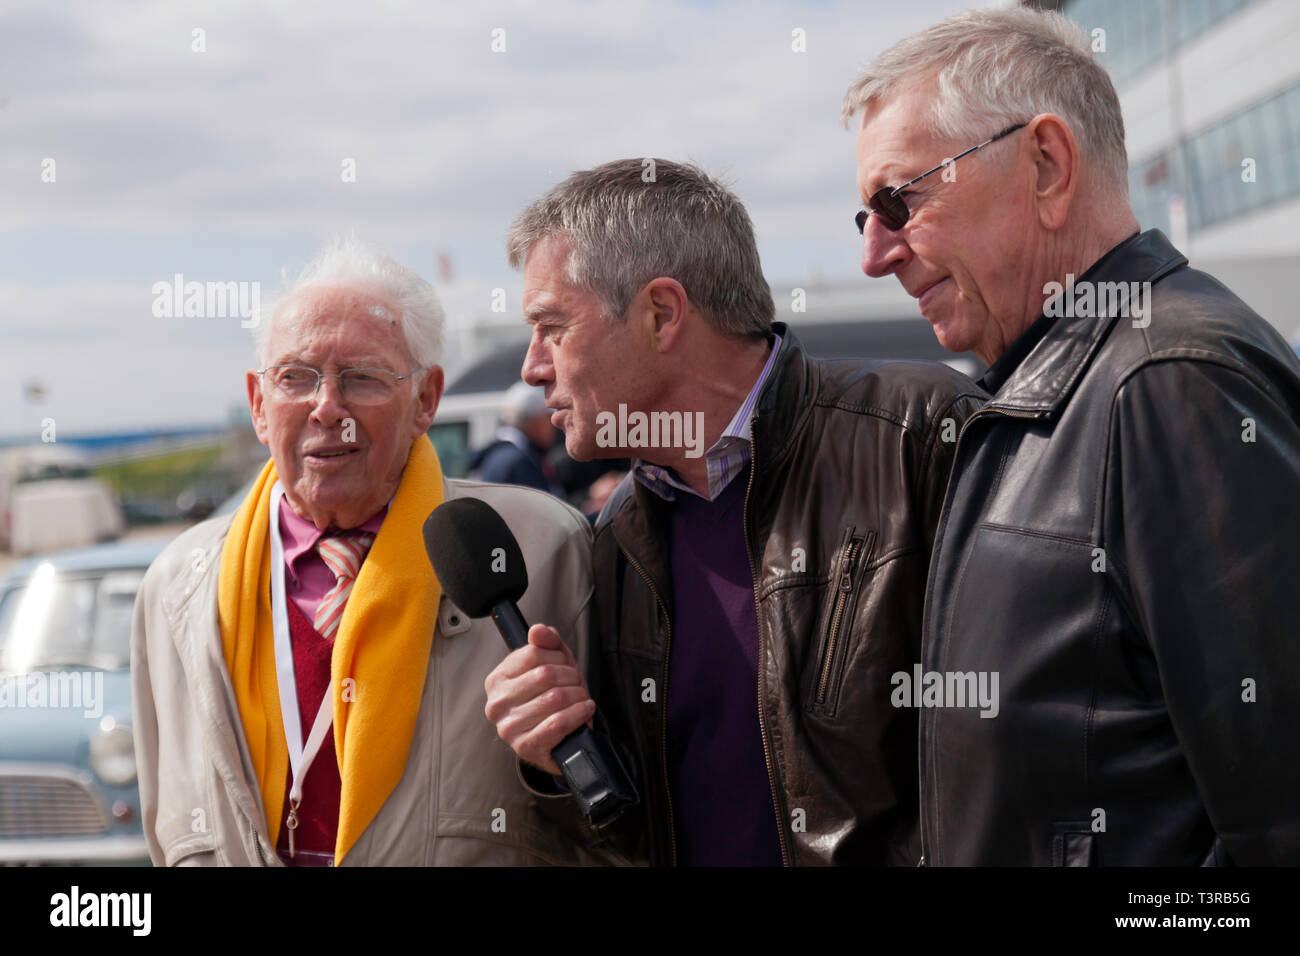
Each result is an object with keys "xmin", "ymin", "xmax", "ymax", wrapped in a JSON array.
[{"xmin": 579, "ymin": 322, "xmax": 985, "ymax": 865}]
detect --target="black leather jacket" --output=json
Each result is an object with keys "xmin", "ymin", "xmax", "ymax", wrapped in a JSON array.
[
  {"xmin": 584, "ymin": 322, "xmax": 984, "ymax": 865},
  {"xmin": 920, "ymin": 230, "xmax": 1300, "ymax": 866}
]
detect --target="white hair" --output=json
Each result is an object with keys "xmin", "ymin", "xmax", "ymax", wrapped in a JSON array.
[
  {"xmin": 253, "ymin": 235, "xmax": 445, "ymax": 372},
  {"xmin": 841, "ymin": 7, "xmax": 1128, "ymax": 198}
]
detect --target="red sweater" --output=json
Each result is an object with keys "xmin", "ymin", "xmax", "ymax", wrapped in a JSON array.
[{"xmin": 274, "ymin": 598, "xmax": 342, "ymax": 866}]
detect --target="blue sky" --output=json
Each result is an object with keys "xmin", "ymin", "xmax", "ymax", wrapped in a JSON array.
[{"xmin": 0, "ymin": 0, "xmax": 982, "ymax": 439}]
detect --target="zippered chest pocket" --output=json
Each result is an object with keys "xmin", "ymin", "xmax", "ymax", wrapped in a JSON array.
[{"xmin": 805, "ymin": 526, "xmax": 876, "ymax": 717}]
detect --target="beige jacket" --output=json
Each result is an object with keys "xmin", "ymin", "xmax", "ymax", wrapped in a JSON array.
[{"xmin": 130, "ymin": 478, "xmax": 622, "ymax": 866}]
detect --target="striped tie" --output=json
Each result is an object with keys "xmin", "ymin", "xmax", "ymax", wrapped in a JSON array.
[{"xmin": 313, "ymin": 532, "xmax": 375, "ymax": 640}]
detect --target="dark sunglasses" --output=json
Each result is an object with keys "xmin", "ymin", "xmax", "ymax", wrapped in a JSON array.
[{"xmin": 855, "ymin": 122, "xmax": 1028, "ymax": 234}]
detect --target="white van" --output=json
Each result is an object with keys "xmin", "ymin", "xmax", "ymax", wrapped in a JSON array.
[
  {"xmin": 8, "ymin": 478, "xmax": 124, "ymax": 556},
  {"xmin": 1, "ymin": 445, "xmax": 123, "ymax": 554}
]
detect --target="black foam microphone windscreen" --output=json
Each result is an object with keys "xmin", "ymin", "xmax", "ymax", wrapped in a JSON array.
[{"xmin": 422, "ymin": 497, "xmax": 528, "ymax": 618}]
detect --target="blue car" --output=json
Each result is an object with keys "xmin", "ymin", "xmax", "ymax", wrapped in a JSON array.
[{"xmin": 0, "ymin": 537, "xmax": 169, "ymax": 864}]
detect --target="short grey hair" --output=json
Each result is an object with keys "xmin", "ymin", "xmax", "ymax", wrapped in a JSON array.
[
  {"xmin": 254, "ymin": 235, "xmax": 445, "ymax": 372},
  {"xmin": 841, "ymin": 7, "xmax": 1128, "ymax": 197},
  {"xmin": 506, "ymin": 158, "xmax": 774, "ymax": 338}
]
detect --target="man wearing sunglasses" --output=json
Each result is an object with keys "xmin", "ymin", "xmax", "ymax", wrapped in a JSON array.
[{"xmin": 845, "ymin": 7, "xmax": 1300, "ymax": 865}]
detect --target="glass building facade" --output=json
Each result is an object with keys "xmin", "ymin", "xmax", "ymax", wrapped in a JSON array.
[
  {"xmin": 1066, "ymin": 0, "xmax": 1258, "ymax": 85},
  {"xmin": 1061, "ymin": 0, "xmax": 1299, "ymax": 239},
  {"xmin": 1128, "ymin": 82, "xmax": 1300, "ymax": 233}
]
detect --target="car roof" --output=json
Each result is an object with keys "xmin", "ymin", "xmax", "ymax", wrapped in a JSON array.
[{"xmin": 1, "ymin": 536, "xmax": 172, "ymax": 585}]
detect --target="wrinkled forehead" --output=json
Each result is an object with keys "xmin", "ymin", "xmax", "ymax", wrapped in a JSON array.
[
  {"xmin": 521, "ymin": 235, "xmax": 587, "ymax": 315},
  {"xmin": 854, "ymin": 89, "xmax": 945, "ymax": 196},
  {"xmin": 269, "ymin": 284, "xmax": 407, "ymax": 361}
]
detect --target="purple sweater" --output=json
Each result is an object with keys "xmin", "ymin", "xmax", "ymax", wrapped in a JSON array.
[{"xmin": 666, "ymin": 465, "xmax": 783, "ymax": 866}]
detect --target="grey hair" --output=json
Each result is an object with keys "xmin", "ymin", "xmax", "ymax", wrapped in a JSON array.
[
  {"xmin": 841, "ymin": 7, "xmax": 1128, "ymax": 197},
  {"xmin": 253, "ymin": 235, "xmax": 445, "ymax": 372},
  {"xmin": 506, "ymin": 158, "xmax": 774, "ymax": 338}
]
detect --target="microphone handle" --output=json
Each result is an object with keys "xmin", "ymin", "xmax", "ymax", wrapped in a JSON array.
[
  {"xmin": 550, "ymin": 725, "xmax": 639, "ymax": 828},
  {"xmin": 490, "ymin": 602, "xmax": 530, "ymax": 650},
  {"xmin": 487, "ymin": 599, "xmax": 639, "ymax": 827}
]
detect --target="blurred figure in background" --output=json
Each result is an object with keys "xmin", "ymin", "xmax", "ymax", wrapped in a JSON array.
[
  {"xmin": 549, "ymin": 452, "xmax": 629, "ymax": 521},
  {"xmin": 467, "ymin": 382, "xmax": 558, "ymax": 494},
  {"xmin": 577, "ymin": 468, "xmax": 626, "ymax": 517}
]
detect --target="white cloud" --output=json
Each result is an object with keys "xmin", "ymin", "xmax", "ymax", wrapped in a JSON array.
[{"xmin": 0, "ymin": 0, "xmax": 981, "ymax": 436}]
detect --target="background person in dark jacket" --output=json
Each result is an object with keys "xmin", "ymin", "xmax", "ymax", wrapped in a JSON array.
[
  {"xmin": 844, "ymin": 7, "xmax": 1300, "ymax": 865},
  {"xmin": 482, "ymin": 158, "xmax": 983, "ymax": 865},
  {"xmin": 467, "ymin": 382, "xmax": 558, "ymax": 494}
]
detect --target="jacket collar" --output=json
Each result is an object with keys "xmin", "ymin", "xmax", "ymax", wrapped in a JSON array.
[
  {"xmin": 602, "ymin": 322, "xmax": 811, "ymax": 598},
  {"xmin": 749, "ymin": 321, "xmax": 813, "ymax": 471},
  {"xmin": 988, "ymin": 229, "xmax": 1187, "ymax": 416}
]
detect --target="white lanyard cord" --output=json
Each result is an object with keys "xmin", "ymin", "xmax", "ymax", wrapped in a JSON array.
[
  {"xmin": 268, "ymin": 481, "xmax": 334, "ymax": 857},
  {"xmin": 291, "ymin": 680, "xmax": 335, "ymax": 810}
]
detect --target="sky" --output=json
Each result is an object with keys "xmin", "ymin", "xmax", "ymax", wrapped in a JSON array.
[{"xmin": 0, "ymin": 0, "xmax": 987, "ymax": 440}]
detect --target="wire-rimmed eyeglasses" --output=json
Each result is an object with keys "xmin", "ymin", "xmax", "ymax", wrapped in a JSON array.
[
  {"xmin": 855, "ymin": 122, "xmax": 1028, "ymax": 234},
  {"xmin": 256, "ymin": 364, "xmax": 423, "ymax": 405}
]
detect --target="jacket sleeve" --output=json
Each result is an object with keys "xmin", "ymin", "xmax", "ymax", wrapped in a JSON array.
[
  {"xmin": 917, "ymin": 387, "xmax": 986, "ymax": 555},
  {"xmin": 130, "ymin": 547, "xmax": 224, "ymax": 867},
  {"xmin": 513, "ymin": 509, "xmax": 643, "ymax": 865},
  {"xmin": 515, "ymin": 718, "xmax": 644, "ymax": 867},
  {"xmin": 129, "ymin": 562, "xmax": 168, "ymax": 867},
  {"xmin": 1107, "ymin": 357, "xmax": 1300, "ymax": 864}
]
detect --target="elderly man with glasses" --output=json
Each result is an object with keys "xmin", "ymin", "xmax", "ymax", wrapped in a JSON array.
[
  {"xmin": 131, "ymin": 238, "xmax": 617, "ymax": 867},
  {"xmin": 846, "ymin": 7, "xmax": 1300, "ymax": 866}
]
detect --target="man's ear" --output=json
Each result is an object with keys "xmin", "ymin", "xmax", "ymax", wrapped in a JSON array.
[
  {"xmin": 640, "ymin": 277, "xmax": 690, "ymax": 353},
  {"xmin": 246, "ymin": 370, "xmax": 271, "ymax": 446},
  {"xmin": 412, "ymin": 365, "xmax": 445, "ymax": 436},
  {"xmin": 1028, "ymin": 113, "xmax": 1080, "ymax": 232}
]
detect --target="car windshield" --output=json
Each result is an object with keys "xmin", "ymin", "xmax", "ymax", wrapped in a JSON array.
[{"xmin": 0, "ymin": 565, "xmax": 142, "ymax": 672}]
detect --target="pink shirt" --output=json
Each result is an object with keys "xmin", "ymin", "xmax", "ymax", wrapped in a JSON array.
[{"xmin": 277, "ymin": 497, "xmax": 387, "ymax": 624}]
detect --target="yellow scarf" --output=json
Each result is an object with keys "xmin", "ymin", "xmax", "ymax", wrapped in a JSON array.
[{"xmin": 218, "ymin": 434, "xmax": 443, "ymax": 864}]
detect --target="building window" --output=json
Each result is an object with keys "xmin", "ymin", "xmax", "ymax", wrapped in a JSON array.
[
  {"xmin": 1128, "ymin": 82, "xmax": 1300, "ymax": 234},
  {"xmin": 1184, "ymin": 84, "xmax": 1300, "ymax": 230},
  {"xmin": 1066, "ymin": 0, "xmax": 1259, "ymax": 86},
  {"xmin": 1129, "ymin": 154, "xmax": 1175, "ymax": 234}
]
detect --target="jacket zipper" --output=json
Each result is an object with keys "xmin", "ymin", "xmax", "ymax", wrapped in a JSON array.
[
  {"xmin": 816, "ymin": 530, "xmax": 864, "ymax": 706},
  {"xmin": 917, "ymin": 403, "xmax": 1044, "ymax": 868},
  {"xmin": 743, "ymin": 421, "xmax": 794, "ymax": 867},
  {"xmin": 618, "ymin": 544, "xmax": 679, "ymax": 867},
  {"xmin": 246, "ymin": 803, "xmax": 273, "ymax": 866}
]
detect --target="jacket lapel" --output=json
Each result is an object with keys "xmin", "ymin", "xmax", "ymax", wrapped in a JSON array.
[
  {"xmin": 608, "ymin": 477, "xmax": 675, "ymax": 610},
  {"xmin": 162, "ymin": 520, "xmax": 278, "ymax": 863},
  {"xmin": 989, "ymin": 229, "xmax": 1189, "ymax": 417}
]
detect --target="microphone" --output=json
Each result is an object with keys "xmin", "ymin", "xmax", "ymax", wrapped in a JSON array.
[{"xmin": 422, "ymin": 497, "xmax": 637, "ymax": 828}]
